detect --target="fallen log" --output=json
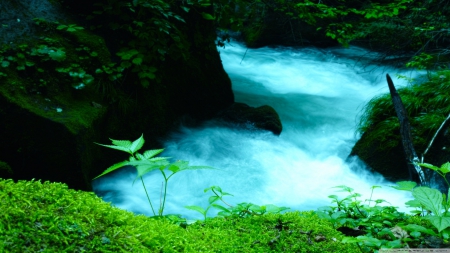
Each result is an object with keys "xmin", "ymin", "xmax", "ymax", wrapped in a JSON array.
[{"xmin": 386, "ymin": 74, "xmax": 426, "ymax": 185}]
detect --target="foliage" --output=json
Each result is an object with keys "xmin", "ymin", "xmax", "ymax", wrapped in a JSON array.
[
  {"xmin": 0, "ymin": 178, "xmax": 359, "ymax": 252},
  {"xmin": 186, "ymin": 185, "xmax": 289, "ymax": 221},
  {"xmin": 93, "ymin": 134, "xmax": 214, "ymax": 216},
  {"xmin": 0, "ymin": 18, "xmax": 116, "ymax": 95},
  {"xmin": 316, "ymin": 182, "xmax": 450, "ymax": 251},
  {"xmin": 357, "ymin": 70, "xmax": 450, "ymax": 156}
]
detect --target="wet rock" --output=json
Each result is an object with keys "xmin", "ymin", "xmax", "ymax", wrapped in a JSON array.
[{"xmin": 216, "ymin": 102, "xmax": 282, "ymax": 135}]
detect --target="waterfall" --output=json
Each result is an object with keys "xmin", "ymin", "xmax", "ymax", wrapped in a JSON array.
[{"xmin": 93, "ymin": 42, "xmax": 417, "ymax": 220}]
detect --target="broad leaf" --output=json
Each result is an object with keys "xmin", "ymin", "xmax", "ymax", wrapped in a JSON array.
[
  {"xmin": 412, "ymin": 187, "xmax": 443, "ymax": 215},
  {"xmin": 425, "ymin": 216, "xmax": 450, "ymax": 232},
  {"xmin": 391, "ymin": 181, "xmax": 417, "ymax": 191}
]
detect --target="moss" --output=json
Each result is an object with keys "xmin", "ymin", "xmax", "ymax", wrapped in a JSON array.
[
  {"xmin": 352, "ymin": 71, "xmax": 450, "ymax": 181},
  {"xmin": 0, "ymin": 179, "xmax": 359, "ymax": 252}
]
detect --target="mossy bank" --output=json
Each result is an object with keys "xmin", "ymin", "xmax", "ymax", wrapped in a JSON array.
[
  {"xmin": 0, "ymin": 178, "xmax": 358, "ymax": 252},
  {"xmin": 350, "ymin": 71, "xmax": 450, "ymax": 186}
]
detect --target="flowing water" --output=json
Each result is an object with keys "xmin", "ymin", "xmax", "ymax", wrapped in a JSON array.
[{"xmin": 93, "ymin": 41, "xmax": 418, "ymax": 220}]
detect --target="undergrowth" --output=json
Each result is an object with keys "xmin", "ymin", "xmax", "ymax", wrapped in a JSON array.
[
  {"xmin": 357, "ymin": 70, "xmax": 450, "ymax": 153},
  {"xmin": 0, "ymin": 178, "xmax": 359, "ymax": 252}
]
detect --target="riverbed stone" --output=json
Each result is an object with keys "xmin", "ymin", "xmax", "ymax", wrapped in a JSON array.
[{"xmin": 216, "ymin": 102, "xmax": 282, "ymax": 135}]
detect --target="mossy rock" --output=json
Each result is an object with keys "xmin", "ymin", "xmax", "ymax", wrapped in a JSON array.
[
  {"xmin": 0, "ymin": 1, "xmax": 234, "ymax": 191},
  {"xmin": 0, "ymin": 178, "xmax": 359, "ymax": 252},
  {"xmin": 350, "ymin": 71, "xmax": 450, "ymax": 185}
]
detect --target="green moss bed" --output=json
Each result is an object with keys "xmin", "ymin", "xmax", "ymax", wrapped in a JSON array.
[{"xmin": 0, "ymin": 178, "xmax": 358, "ymax": 252}]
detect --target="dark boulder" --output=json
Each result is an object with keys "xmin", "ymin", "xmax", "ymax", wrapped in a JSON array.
[{"xmin": 216, "ymin": 102, "xmax": 282, "ymax": 135}]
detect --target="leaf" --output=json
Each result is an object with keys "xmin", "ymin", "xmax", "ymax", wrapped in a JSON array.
[
  {"xmin": 129, "ymin": 134, "xmax": 145, "ymax": 153},
  {"xmin": 425, "ymin": 216, "xmax": 450, "ymax": 232},
  {"xmin": 185, "ymin": 205, "xmax": 206, "ymax": 215},
  {"xmin": 132, "ymin": 160, "xmax": 169, "ymax": 181},
  {"xmin": 440, "ymin": 162, "xmax": 450, "ymax": 174},
  {"xmin": 132, "ymin": 57, "xmax": 143, "ymax": 65},
  {"xmin": 211, "ymin": 204, "xmax": 230, "ymax": 213},
  {"xmin": 266, "ymin": 204, "xmax": 290, "ymax": 214},
  {"xmin": 201, "ymin": 12, "xmax": 215, "ymax": 20},
  {"xmin": 412, "ymin": 187, "xmax": 443, "ymax": 215},
  {"xmin": 403, "ymin": 224, "xmax": 437, "ymax": 236},
  {"xmin": 94, "ymin": 143, "xmax": 131, "ymax": 153},
  {"xmin": 109, "ymin": 139, "xmax": 132, "ymax": 148},
  {"xmin": 143, "ymin": 149, "xmax": 165, "ymax": 159},
  {"xmin": 92, "ymin": 161, "xmax": 129, "ymax": 180},
  {"xmin": 391, "ymin": 181, "xmax": 417, "ymax": 191},
  {"xmin": 333, "ymin": 185, "xmax": 353, "ymax": 192},
  {"xmin": 1, "ymin": 61, "xmax": 9, "ymax": 67},
  {"xmin": 418, "ymin": 163, "xmax": 440, "ymax": 172},
  {"xmin": 208, "ymin": 196, "xmax": 220, "ymax": 204},
  {"xmin": 405, "ymin": 199, "xmax": 422, "ymax": 208}
]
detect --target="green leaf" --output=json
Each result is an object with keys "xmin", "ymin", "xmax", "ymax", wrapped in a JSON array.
[
  {"xmin": 403, "ymin": 224, "xmax": 437, "ymax": 236},
  {"xmin": 1, "ymin": 61, "xmax": 9, "ymax": 67},
  {"xmin": 110, "ymin": 139, "xmax": 132, "ymax": 148},
  {"xmin": 418, "ymin": 163, "xmax": 440, "ymax": 172},
  {"xmin": 94, "ymin": 143, "xmax": 131, "ymax": 154},
  {"xmin": 201, "ymin": 12, "xmax": 215, "ymax": 20},
  {"xmin": 143, "ymin": 149, "xmax": 165, "ymax": 159},
  {"xmin": 185, "ymin": 205, "xmax": 206, "ymax": 215},
  {"xmin": 412, "ymin": 187, "xmax": 443, "ymax": 215},
  {"xmin": 425, "ymin": 216, "xmax": 450, "ymax": 232},
  {"xmin": 129, "ymin": 134, "xmax": 145, "ymax": 153},
  {"xmin": 132, "ymin": 57, "xmax": 143, "ymax": 65},
  {"xmin": 391, "ymin": 181, "xmax": 417, "ymax": 191},
  {"xmin": 208, "ymin": 196, "xmax": 220, "ymax": 204},
  {"xmin": 405, "ymin": 199, "xmax": 422, "ymax": 208},
  {"xmin": 211, "ymin": 204, "xmax": 230, "ymax": 213},
  {"xmin": 393, "ymin": 8, "xmax": 399, "ymax": 15},
  {"xmin": 133, "ymin": 160, "xmax": 168, "ymax": 180},
  {"xmin": 266, "ymin": 204, "xmax": 289, "ymax": 214},
  {"xmin": 92, "ymin": 161, "xmax": 130, "ymax": 180},
  {"xmin": 440, "ymin": 162, "xmax": 450, "ymax": 174},
  {"xmin": 57, "ymin": 25, "xmax": 67, "ymax": 30}
]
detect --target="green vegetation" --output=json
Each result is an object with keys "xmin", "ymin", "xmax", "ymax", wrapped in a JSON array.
[
  {"xmin": 94, "ymin": 134, "xmax": 215, "ymax": 217},
  {"xmin": 316, "ymin": 162, "xmax": 450, "ymax": 251},
  {"xmin": 186, "ymin": 185, "xmax": 290, "ymax": 221},
  {"xmin": 357, "ymin": 71, "xmax": 450, "ymax": 160},
  {"xmin": 0, "ymin": 178, "xmax": 359, "ymax": 252}
]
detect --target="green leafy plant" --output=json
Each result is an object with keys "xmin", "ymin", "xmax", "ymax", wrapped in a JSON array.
[
  {"xmin": 93, "ymin": 134, "xmax": 214, "ymax": 217},
  {"xmin": 186, "ymin": 185, "xmax": 289, "ymax": 221},
  {"xmin": 57, "ymin": 24, "xmax": 84, "ymax": 32}
]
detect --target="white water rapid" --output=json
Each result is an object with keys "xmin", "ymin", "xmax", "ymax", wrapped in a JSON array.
[{"xmin": 93, "ymin": 41, "xmax": 418, "ymax": 220}]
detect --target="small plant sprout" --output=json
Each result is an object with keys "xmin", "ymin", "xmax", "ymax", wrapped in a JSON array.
[
  {"xmin": 93, "ymin": 134, "xmax": 215, "ymax": 217},
  {"xmin": 186, "ymin": 185, "xmax": 289, "ymax": 221}
]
